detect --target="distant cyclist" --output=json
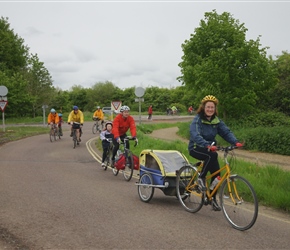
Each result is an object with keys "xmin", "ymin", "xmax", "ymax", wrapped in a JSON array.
[
  {"xmin": 47, "ymin": 108, "xmax": 60, "ymax": 134},
  {"xmin": 58, "ymin": 113, "xmax": 63, "ymax": 136},
  {"xmin": 111, "ymin": 105, "xmax": 137, "ymax": 165},
  {"xmin": 93, "ymin": 106, "xmax": 105, "ymax": 127},
  {"xmin": 67, "ymin": 106, "xmax": 84, "ymax": 143}
]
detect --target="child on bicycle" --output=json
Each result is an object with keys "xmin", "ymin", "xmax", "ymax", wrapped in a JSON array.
[
  {"xmin": 111, "ymin": 105, "xmax": 137, "ymax": 166},
  {"xmin": 58, "ymin": 113, "xmax": 63, "ymax": 136},
  {"xmin": 100, "ymin": 121, "xmax": 114, "ymax": 168},
  {"xmin": 188, "ymin": 95, "xmax": 243, "ymax": 211}
]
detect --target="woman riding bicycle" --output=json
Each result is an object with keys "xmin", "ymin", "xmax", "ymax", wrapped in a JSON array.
[
  {"xmin": 188, "ymin": 95, "xmax": 243, "ymax": 211},
  {"xmin": 111, "ymin": 105, "xmax": 137, "ymax": 166}
]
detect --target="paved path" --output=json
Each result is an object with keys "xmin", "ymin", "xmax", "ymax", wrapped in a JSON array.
[{"xmin": 150, "ymin": 127, "xmax": 290, "ymax": 171}]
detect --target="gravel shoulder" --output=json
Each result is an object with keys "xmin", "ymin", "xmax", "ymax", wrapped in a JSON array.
[{"xmin": 149, "ymin": 126, "xmax": 290, "ymax": 171}]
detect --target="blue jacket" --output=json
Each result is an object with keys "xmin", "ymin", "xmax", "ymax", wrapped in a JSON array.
[{"xmin": 188, "ymin": 114, "xmax": 238, "ymax": 150}]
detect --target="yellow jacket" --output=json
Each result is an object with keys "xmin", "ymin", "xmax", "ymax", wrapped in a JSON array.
[
  {"xmin": 93, "ymin": 109, "xmax": 104, "ymax": 120},
  {"xmin": 68, "ymin": 110, "xmax": 84, "ymax": 124}
]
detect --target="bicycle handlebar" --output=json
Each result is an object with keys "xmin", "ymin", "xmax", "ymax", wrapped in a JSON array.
[{"xmin": 123, "ymin": 136, "xmax": 138, "ymax": 147}]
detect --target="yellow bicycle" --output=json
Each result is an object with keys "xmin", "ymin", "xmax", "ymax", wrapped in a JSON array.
[{"xmin": 176, "ymin": 145, "xmax": 258, "ymax": 231}]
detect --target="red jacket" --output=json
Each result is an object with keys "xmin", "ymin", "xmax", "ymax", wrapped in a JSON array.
[{"xmin": 112, "ymin": 114, "xmax": 136, "ymax": 139}]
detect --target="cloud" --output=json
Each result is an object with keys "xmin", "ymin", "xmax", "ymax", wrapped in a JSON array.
[{"xmin": 1, "ymin": 1, "xmax": 290, "ymax": 91}]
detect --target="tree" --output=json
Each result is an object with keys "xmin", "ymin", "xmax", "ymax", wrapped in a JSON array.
[
  {"xmin": 269, "ymin": 51, "xmax": 290, "ymax": 114},
  {"xmin": 178, "ymin": 10, "xmax": 276, "ymax": 119}
]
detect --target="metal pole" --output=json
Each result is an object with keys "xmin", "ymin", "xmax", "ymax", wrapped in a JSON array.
[
  {"xmin": 2, "ymin": 111, "xmax": 5, "ymax": 132},
  {"xmin": 139, "ymin": 98, "xmax": 141, "ymax": 125},
  {"xmin": 43, "ymin": 106, "xmax": 46, "ymax": 126}
]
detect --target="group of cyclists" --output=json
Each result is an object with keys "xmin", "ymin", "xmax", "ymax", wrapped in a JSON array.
[{"xmin": 47, "ymin": 104, "xmax": 137, "ymax": 167}]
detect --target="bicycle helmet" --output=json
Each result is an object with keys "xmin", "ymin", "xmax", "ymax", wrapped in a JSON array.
[
  {"xmin": 73, "ymin": 106, "xmax": 78, "ymax": 110},
  {"xmin": 105, "ymin": 121, "xmax": 113, "ymax": 128},
  {"xmin": 201, "ymin": 95, "xmax": 218, "ymax": 104},
  {"xmin": 58, "ymin": 113, "xmax": 62, "ymax": 117},
  {"xmin": 120, "ymin": 105, "xmax": 130, "ymax": 112},
  {"xmin": 50, "ymin": 108, "xmax": 56, "ymax": 113},
  {"xmin": 97, "ymin": 106, "xmax": 100, "ymax": 109}
]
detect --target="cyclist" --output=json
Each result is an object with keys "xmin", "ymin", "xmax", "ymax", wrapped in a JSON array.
[
  {"xmin": 67, "ymin": 106, "xmax": 84, "ymax": 143},
  {"xmin": 58, "ymin": 113, "xmax": 63, "ymax": 136},
  {"xmin": 100, "ymin": 121, "xmax": 114, "ymax": 168},
  {"xmin": 188, "ymin": 95, "xmax": 243, "ymax": 211},
  {"xmin": 111, "ymin": 105, "xmax": 137, "ymax": 166},
  {"xmin": 47, "ymin": 108, "xmax": 60, "ymax": 134},
  {"xmin": 93, "ymin": 106, "xmax": 105, "ymax": 129}
]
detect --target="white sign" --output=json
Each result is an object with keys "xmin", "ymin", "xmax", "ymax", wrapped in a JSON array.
[
  {"xmin": 0, "ymin": 100, "xmax": 8, "ymax": 111},
  {"xmin": 135, "ymin": 87, "xmax": 145, "ymax": 97},
  {"xmin": 0, "ymin": 86, "xmax": 8, "ymax": 96}
]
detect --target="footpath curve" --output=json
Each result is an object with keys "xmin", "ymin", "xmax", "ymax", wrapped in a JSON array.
[{"xmin": 149, "ymin": 126, "xmax": 290, "ymax": 171}]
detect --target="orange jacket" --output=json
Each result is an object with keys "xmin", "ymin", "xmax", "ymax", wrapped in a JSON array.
[
  {"xmin": 112, "ymin": 114, "xmax": 136, "ymax": 139},
  {"xmin": 47, "ymin": 113, "xmax": 60, "ymax": 124}
]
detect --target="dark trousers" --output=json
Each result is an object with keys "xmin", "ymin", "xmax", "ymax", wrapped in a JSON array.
[
  {"xmin": 112, "ymin": 134, "xmax": 129, "ymax": 160},
  {"xmin": 189, "ymin": 146, "xmax": 220, "ymax": 182}
]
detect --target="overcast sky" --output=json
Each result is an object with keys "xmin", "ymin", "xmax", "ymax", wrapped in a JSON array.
[{"xmin": 1, "ymin": 1, "xmax": 290, "ymax": 91}]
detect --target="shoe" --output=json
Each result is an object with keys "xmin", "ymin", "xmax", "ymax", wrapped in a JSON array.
[
  {"xmin": 101, "ymin": 163, "xmax": 106, "ymax": 168},
  {"xmin": 212, "ymin": 198, "xmax": 221, "ymax": 211},
  {"xmin": 70, "ymin": 132, "xmax": 73, "ymax": 137},
  {"xmin": 197, "ymin": 178, "xmax": 207, "ymax": 191}
]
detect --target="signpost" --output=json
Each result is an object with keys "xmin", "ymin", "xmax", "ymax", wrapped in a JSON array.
[
  {"xmin": 0, "ymin": 86, "xmax": 8, "ymax": 132},
  {"xmin": 42, "ymin": 105, "xmax": 48, "ymax": 126},
  {"xmin": 134, "ymin": 87, "xmax": 145, "ymax": 125}
]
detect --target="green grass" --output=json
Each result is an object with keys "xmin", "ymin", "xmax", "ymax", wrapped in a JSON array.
[{"xmin": 1, "ymin": 118, "xmax": 290, "ymax": 213}]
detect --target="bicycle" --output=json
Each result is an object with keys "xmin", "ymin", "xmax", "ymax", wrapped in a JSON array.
[
  {"xmin": 92, "ymin": 118, "xmax": 103, "ymax": 134},
  {"xmin": 176, "ymin": 145, "xmax": 258, "ymax": 231},
  {"xmin": 72, "ymin": 122, "xmax": 82, "ymax": 149},
  {"xmin": 103, "ymin": 138, "xmax": 114, "ymax": 171},
  {"xmin": 49, "ymin": 123, "xmax": 60, "ymax": 142},
  {"xmin": 112, "ymin": 136, "xmax": 138, "ymax": 181}
]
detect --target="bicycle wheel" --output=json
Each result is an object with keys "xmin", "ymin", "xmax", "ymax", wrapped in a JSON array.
[
  {"xmin": 112, "ymin": 149, "xmax": 122, "ymax": 176},
  {"xmin": 219, "ymin": 175, "xmax": 258, "ymax": 231},
  {"xmin": 92, "ymin": 123, "xmax": 97, "ymax": 134},
  {"xmin": 49, "ymin": 129, "xmax": 54, "ymax": 142},
  {"xmin": 123, "ymin": 153, "xmax": 134, "ymax": 181},
  {"xmin": 138, "ymin": 173, "xmax": 154, "ymax": 202},
  {"xmin": 176, "ymin": 165, "xmax": 204, "ymax": 213},
  {"xmin": 73, "ymin": 131, "xmax": 77, "ymax": 149}
]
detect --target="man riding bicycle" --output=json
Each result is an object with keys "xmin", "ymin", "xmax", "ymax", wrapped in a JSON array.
[
  {"xmin": 111, "ymin": 105, "xmax": 137, "ymax": 166},
  {"xmin": 68, "ymin": 106, "xmax": 84, "ymax": 143},
  {"xmin": 47, "ymin": 108, "xmax": 60, "ymax": 134},
  {"xmin": 93, "ymin": 106, "xmax": 105, "ymax": 128}
]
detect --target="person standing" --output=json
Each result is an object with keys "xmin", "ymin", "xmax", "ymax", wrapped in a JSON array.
[
  {"xmin": 188, "ymin": 95, "xmax": 243, "ymax": 211},
  {"xmin": 148, "ymin": 105, "xmax": 153, "ymax": 120}
]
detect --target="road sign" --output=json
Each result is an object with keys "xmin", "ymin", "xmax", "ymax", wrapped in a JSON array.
[
  {"xmin": 135, "ymin": 87, "xmax": 145, "ymax": 97},
  {"xmin": 0, "ymin": 100, "xmax": 8, "ymax": 112},
  {"xmin": 135, "ymin": 98, "xmax": 144, "ymax": 102},
  {"xmin": 0, "ymin": 86, "xmax": 8, "ymax": 96},
  {"xmin": 111, "ymin": 101, "xmax": 122, "ymax": 111}
]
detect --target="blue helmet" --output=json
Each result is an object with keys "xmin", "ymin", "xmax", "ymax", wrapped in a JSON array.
[
  {"xmin": 58, "ymin": 113, "xmax": 62, "ymax": 117},
  {"xmin": 73, "ymin": 106, "xmax": 78, "ymax": 110}
]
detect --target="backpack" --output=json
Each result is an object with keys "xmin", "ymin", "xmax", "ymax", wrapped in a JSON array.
[{"xmin": 114, "ymin": 154, "xmax": 139, "ymax": 170}]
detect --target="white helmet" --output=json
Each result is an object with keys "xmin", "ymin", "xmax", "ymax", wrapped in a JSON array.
[
  {"xmin": 50, "ymin": 108, "xmax": 56, "ymax": 113},
  {"xmin": 120, "ymin": 105, "xmax": 130, "ymax": 112}
]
